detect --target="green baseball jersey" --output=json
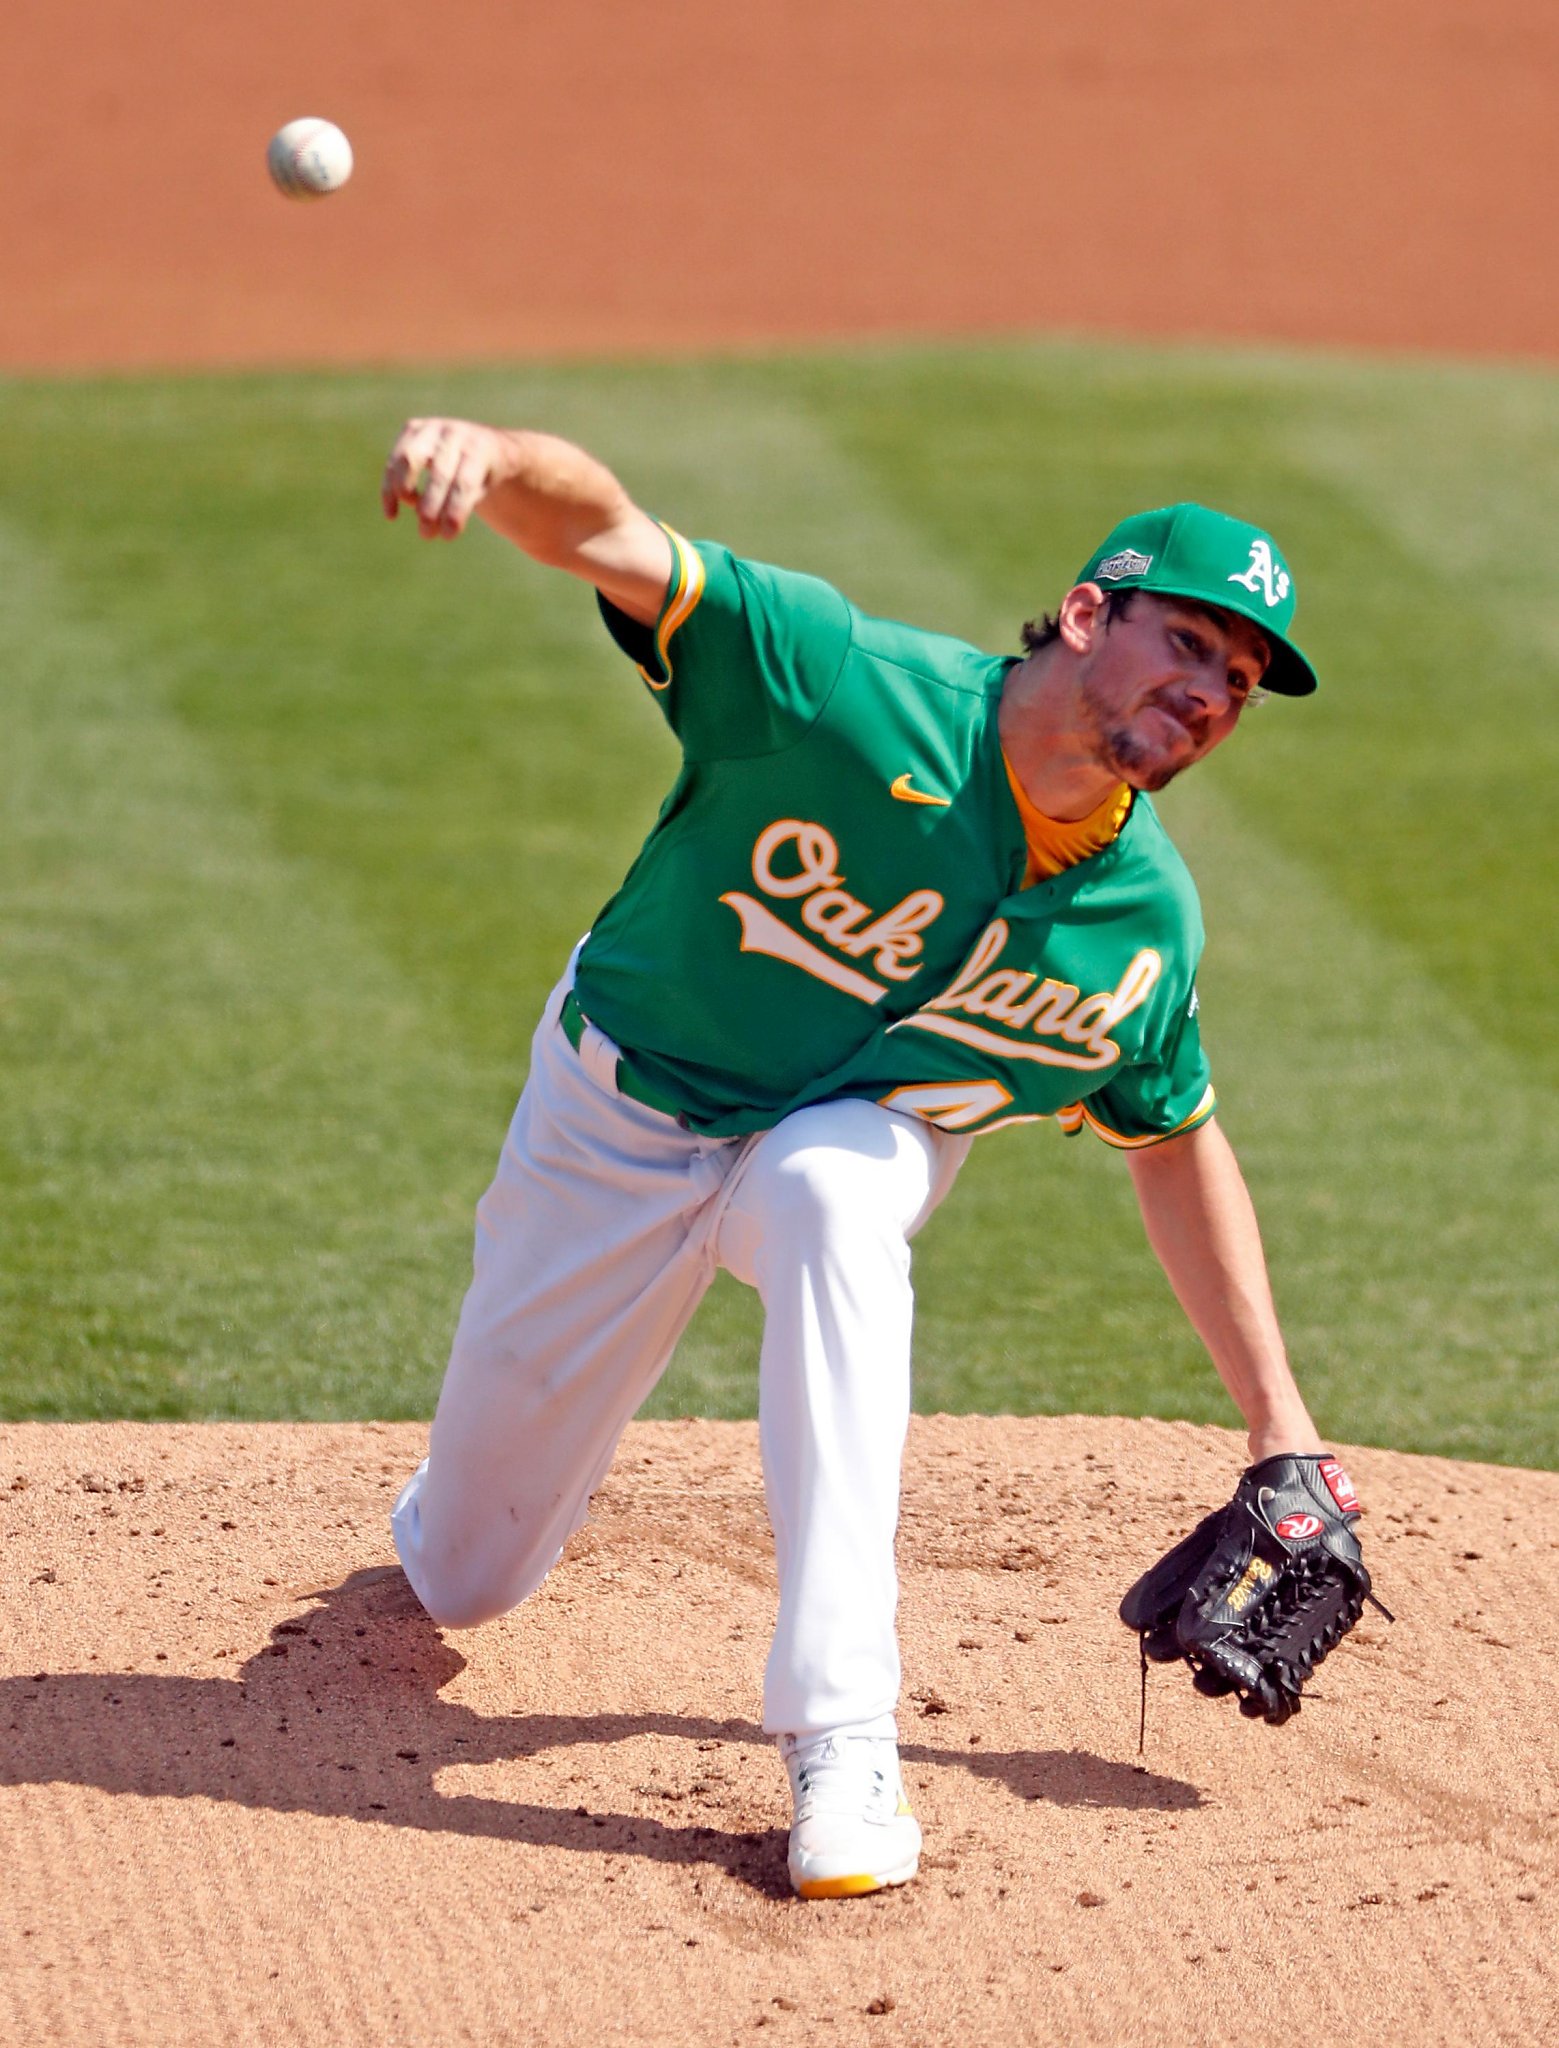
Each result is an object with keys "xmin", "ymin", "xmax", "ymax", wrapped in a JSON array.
[
  {"xmin": 572, "ymin": 529, "xmax": 1214, "ymax": 1146},
  {"xmin": 788, "ymin": 804, "xmax": 1216, "ymax": 1144}
]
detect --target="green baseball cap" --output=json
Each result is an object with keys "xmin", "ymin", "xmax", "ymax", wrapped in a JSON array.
[{"xmin": 1076, "ymin": 503, "xmax": 1317, "ymax": 697}]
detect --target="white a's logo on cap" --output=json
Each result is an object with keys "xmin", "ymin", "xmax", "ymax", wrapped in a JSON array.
[
  {"xmin": 1096, "ymin": 548, "xmax": 1152, "ymax": 581},
  {"xmin": 1228, "ymin": 538, "xmax": 1291, "ymax": 608}
]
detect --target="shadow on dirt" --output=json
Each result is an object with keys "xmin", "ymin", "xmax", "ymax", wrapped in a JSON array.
[{"xmin": 2, "ymin": 1567, "xmax": 1202, "ymax": 1894}]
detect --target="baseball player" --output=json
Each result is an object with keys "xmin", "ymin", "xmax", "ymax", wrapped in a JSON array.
[{"xmin": 379, "ymin": 418, "xmax": 1337, "ymax": 1899}]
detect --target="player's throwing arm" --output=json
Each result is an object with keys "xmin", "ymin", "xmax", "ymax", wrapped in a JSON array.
[{"xmin": 380, "ymin": 417, "xmax": 674, "ymax": 623}]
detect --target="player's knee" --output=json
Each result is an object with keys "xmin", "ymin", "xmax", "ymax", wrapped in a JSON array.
[
  {"xmin": 742, "ymin": 1141, "xmax": 905, "ymax": 1252},
  {"xmin": 405, "ymin": 1543, "xmax": 557, "ymax": 1631},
  {"xmin": 393, "ymin": 1464, "xmax": 558, "ymax": 1629},
  {"xmin": 412, "ymin": 1574, "xmax": 520, "ymax": 1632},
  {"xmin": 409, "ymin": 1574, "xmax": 503, "ymax": 1633}
]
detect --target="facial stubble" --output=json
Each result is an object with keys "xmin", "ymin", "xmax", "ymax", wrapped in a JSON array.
[{"xmin": 1081, "ymin": 685, "xmax": 1204, "ymax": 795}]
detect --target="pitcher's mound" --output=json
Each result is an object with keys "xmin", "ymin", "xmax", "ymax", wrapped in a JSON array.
[{"xmin": 2, "ymin": 1416, "xmax": 1554, "ymax": 2045}]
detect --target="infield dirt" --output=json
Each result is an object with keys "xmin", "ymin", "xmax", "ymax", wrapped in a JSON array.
[{"xmin": 4, "ymin": 1416, "xmax": 1555, "ymax": 2046}]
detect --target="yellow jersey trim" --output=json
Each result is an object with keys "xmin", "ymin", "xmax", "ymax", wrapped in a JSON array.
[
  {"xmin": 1075, "ymin": 1084, "xmax": 1218, "ymax": 1150},
  {"xmin": 636, "ymin": 526, "xmax": 707, "ymax": 692}
]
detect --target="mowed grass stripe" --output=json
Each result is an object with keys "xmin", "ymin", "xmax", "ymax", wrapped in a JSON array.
[{"xmin": 0, "ymin": 521, "xmax": 490, "ymax": 1418}]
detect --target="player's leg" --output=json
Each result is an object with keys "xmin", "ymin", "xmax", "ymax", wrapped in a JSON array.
[
  {"xmin": 393, "ymin": 980, "xmax": 736, "ymax": 1629},
  {"xmin": 714, "ymin": 1098, "xmax": 968, "ymax": 1895},
  {"xmin": 717, "ymin": 1097, "xmax": 966, "ymax": 1733}
]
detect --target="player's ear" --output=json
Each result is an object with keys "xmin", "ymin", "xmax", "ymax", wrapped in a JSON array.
[{"xmin": 1056, "ymin": 581, "xmax": 1108, "ymax": 655}]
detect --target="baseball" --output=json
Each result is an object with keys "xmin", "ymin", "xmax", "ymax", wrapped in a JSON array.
[{"xmin": 266, "ymin": 118, "xmax": 353, "ymax": 201}]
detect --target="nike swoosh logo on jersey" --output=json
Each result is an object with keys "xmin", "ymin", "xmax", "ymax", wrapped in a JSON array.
[{"xmin": 890, "ymin": 773, "xmax": 951, "ymax": 808}]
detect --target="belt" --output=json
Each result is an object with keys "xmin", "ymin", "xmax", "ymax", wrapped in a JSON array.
[{"xmin": 559, "ymin": 989, "xmax": 690, "ymax": 1125}]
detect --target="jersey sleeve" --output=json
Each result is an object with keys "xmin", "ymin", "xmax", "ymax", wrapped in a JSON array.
[
  {"xmin": 1066, "ymin": 983, "xmax": 1217, "ymax": 1149},
  {"xmin": 596, "ymin": 525, "xmax": 853, "ymax": 761}
]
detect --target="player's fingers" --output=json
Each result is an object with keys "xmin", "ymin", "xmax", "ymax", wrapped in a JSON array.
[
  {"xmin": 439, "ymin": 442, "xmax": 492, "ymax": 536},
  {"xmin": 415, "ymin": 426, "xmax": 464, "ymax": 535},
  {"xmin": 381, "ymin": 419, "xmax": 432, "ymax": 500},
  {"xmin": 381, "ymin": 418, "xmax": 442, "ymax": 516}
]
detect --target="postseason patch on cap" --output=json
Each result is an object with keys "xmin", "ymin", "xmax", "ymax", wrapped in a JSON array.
[{"xmin": 1095, "ymin": 548, "xmax": 1153, "ymax": 581}]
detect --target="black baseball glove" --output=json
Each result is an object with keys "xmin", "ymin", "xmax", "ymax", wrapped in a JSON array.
[{"xmin": 1120, "ymin": 1454, "xmax": 1391, "ymax": 1728}]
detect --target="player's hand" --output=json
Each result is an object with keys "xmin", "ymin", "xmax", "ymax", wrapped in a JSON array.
[{"xmin": 381, "ymin": 417, "xmax": 508, "ymax": 538}]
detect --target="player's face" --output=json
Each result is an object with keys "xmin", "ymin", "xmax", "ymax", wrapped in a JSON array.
[{"xmin": 1077, "ymin": 594, "xmax": 1269, "ymax": 792}]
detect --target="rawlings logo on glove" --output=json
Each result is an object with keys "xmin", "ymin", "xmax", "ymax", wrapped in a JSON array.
[{"xmin": 1119, "ymin": 1454, "xmax": 1393, "ymax": 1730}]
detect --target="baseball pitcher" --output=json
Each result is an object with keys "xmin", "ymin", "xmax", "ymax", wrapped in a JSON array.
[{"xmin": 377, "ymin": 419, "xmax": 1377, "ymax": 1899}]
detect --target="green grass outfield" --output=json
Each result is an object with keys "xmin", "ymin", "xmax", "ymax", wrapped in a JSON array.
[{"xmin": 2, "ymin": 341, "xmax": 1555, "ymax": 1465}]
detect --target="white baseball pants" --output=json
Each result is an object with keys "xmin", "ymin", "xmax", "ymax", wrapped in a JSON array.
[{"xmin": 392, "ymin": 964, "xmax": 968, "ymax": 1738}]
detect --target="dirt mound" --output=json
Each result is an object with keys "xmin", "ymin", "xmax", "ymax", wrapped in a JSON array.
[
  {"xmin": 2, "ymin": 1415, "xmax": 1553, "ymax": 2045},
  {"xmin": 7, "ymin": 1, "xmax": 1556, "ymax": 371}
]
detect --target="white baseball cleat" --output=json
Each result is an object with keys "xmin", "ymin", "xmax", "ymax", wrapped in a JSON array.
[{"xmin": 780, "ymin": 1731, "xmax": 922, "ymax": 1899}]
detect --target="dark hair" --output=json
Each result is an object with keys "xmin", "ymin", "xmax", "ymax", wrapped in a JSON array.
[{"xmin": 1019, "ymin": 586, "xmax": 1137, "ymax": 653}]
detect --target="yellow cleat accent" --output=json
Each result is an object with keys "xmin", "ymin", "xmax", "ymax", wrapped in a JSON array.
[
  {"xmin": 797, "ymin": 1872, "xmax": 887, "ymax": 1899},
  {"xmin": 782, "ymin": 1731, "xmax": 921, "ymax": 1898}
]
